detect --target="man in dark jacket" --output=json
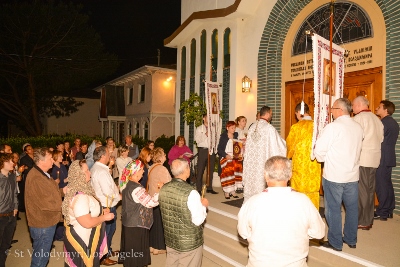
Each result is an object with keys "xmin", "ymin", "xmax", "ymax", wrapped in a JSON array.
[{"xmin": 374, "ymin": 100, "xmax": 399, "ymax": 220}]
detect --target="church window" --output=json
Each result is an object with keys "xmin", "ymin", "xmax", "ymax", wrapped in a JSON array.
[{"xmin": 293, "ymin": 2, "xmax": 372, "ymax": 56}]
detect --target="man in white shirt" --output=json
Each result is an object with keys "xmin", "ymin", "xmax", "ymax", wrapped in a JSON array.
[
  {"xmin": 159, "ymin": 159, "xmax": 208, "ymax": 267},
  {"xmin": 194, "ymin": 114, "xmax": 218, "ymax": 194},
  {"xmin": 314, "ymin": 98, "xmax": 363, "ymax": 251},
  {"xmin": 91, "ymin": 146, "xmax": 121, "ymax": 265},
  {"xmin": 352, "ymin": 96, "xmax": 383, "ymax": 230},
  {"xmin": 238, "ymin": 156, "xmax": 325, "ymax": 267}
]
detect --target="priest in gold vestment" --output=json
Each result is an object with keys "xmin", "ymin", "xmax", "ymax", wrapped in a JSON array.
[{"xmin": 286, "ymin": 103, "xmax": 321, "ymax": 209}]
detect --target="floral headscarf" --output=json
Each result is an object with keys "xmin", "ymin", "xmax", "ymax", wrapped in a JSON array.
[
  {"xmin": 62, "ymin": 160, "xmax": 97, "ymax": 225},
  {"xmin": 119, "ymin": 159, "xmax": 144, "ymax": 192}
]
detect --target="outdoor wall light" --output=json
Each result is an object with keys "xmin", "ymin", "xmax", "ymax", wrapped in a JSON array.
[{"xmin": 242, "ymin": 75, "xmax": 251, "ymax": 93}]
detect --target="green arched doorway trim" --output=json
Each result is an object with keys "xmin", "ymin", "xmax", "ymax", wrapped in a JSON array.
[{"xmin": 257, "ymin": 0, "xmax": 398, "ymax": 133}]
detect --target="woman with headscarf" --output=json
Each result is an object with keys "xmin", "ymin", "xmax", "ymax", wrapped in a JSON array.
[
  {"xmin": 119, "ymin": 159, "xmax": 159, "ymax": 267},
  {"xmin": 62, "ymin": 160, "xmax": 114, "ymax": 267}
]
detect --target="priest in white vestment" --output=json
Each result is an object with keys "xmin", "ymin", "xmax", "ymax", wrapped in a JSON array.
[{"xmin": 243, "ymin": 106, "xmax": 287, "ymax": 202}]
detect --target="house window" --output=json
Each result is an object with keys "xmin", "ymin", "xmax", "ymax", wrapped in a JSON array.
[
  {"xmin": 127, "ymin": 87, "xmax": 133, "ymax": 105},
  {"xmin": 135, "ymin": 122, "xmax": 140, "ymax": 136},
  {"xmin": 143, "ymin": 122, "xmax": 149, "ymax": 140},
  {"xmin": 138, "ymin": 84, "xmax": 145, "ymax": 103},
  {"xmin": 200, "ymin": 30, "xmax": 206, "ymax": 74}
]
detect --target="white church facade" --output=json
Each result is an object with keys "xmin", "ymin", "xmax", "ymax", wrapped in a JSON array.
[{"xmin": 165, "ymin": 0, "xmax": 400, "ymax": 213}]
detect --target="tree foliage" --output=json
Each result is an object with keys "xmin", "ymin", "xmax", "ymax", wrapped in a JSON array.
[{"xmin": 0, "ymin": 1, "xmax": 119, "ymax": 136}]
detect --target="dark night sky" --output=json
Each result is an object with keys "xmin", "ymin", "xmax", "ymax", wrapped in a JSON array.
[
  {"xmin": 73, "ymin": 0, "xmax": 181, "ymax": 84},
  {"xmin": 0, "ymin": 0, "xmax": 181, "ymax": 136}
]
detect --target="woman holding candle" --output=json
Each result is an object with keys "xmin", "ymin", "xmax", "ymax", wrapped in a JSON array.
[
  {"xmin": 119, "ymin": 159, "xmax": 159, "ymax": 266},
  {"xmin": 62, "ymin": 160, "xmax": 114, "ymax": 266},
  {"xmin": 147, "ymin": 148, "xmax": 171, "ymax": 255},
  {"xmin": 63, "ymin": 140, "xmax": 72, "ymax": 167}
]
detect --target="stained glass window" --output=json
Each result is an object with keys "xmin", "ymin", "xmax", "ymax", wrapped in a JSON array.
[{"xmin": 293, "ymin": 2, "xmax": 372, "ymax": 56}]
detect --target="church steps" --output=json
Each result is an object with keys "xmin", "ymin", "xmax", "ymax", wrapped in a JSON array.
[
  {"xmin": 204, "ymin": 203, "xmax": 365, "ymax": 267},
  {"xmin": 203, "ymin": 227, "xmax": 248, "ymax": 267}
]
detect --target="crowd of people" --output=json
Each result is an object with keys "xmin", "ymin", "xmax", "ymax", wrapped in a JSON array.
[
  {"xmin": 0, "ymin": 97, "xmax": 398, "ymax": 267},
  {"xmin": 0, "ymin": 133, "xmax": 211, "ymax": 267}
]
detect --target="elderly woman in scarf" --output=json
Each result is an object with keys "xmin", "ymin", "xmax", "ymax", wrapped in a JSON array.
[
  {"xmin": 62, "ymin": 160, "xmax": 114, "ymax": 267},
  {"xmin": 119, "ymin": 159, "xmax": 159, "ymax": 267}
]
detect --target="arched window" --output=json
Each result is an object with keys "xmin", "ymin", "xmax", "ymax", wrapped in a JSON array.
[
  {"xmin": 143, "ymin": 122, "xmax": 149, "ymax": 140},
  {"xmin": 181, "ymin": 46, "xmax": 186, "ymax": 80},
  {"xmin": 127, "ymin": 122, "xmax": 132, "ymax": 135},
  {"xmin": 211, "ymin": 29, "xmax": 218, "ymax": 71},
  {"xmin": 223, "ymin": 28, "xmax": 231, "ymax": 68},
  {"xmin": 190, "ymin": 39, "xmax": 196, "ymax": 77},
  {"xmin": 293, "ymin": 2, "xmax": 372, "ymax": 56},
  {"xmin": 200, "ymin": 30, "xmax": 206, "ymax": 74},
  {"xmin": 135, "ymin": 122, "xmax": 140, "ymax": 137}
]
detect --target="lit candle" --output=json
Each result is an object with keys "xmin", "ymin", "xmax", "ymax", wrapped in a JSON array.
[
  {"xmin": 111, "ymin": 194, "xmax": 115, "ymax": 206},
  {"xmin": 201, "ymin": 184, "xmax": 207, "ymax": 199},
  {"xmin": 57, "ymin": 171, "xmax": 59, "ymax": 179}
]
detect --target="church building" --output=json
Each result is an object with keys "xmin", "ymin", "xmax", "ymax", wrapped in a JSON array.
[{"xmin": 165, "ymin": 0, "xmax": 400, "ymax": 213}]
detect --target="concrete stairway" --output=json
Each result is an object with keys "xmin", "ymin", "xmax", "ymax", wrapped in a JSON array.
[{"xmin": 202, "ymin": 199, "xmax": 369, "ymax": 267}]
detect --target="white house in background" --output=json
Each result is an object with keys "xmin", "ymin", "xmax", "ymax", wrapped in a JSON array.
[{"xmin": 95, "ymin": 65, "xmax": 176, "ymax": 144}]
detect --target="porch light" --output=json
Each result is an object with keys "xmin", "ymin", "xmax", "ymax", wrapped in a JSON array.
[{"xmin": 242, "ymin": 75, "xmax": 251, "ymax": 93}]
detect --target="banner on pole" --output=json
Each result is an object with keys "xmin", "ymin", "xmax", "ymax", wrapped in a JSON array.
[
  {"xmin": 204, "ymin": 80, "xmax": 222, "ymax": 154},
  {"xmin": 311, "ymin": 33, "xmax": 345, "ymax": 159}
]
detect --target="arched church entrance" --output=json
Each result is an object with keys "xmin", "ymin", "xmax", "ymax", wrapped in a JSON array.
[
  {"xmin": 258, "ymin": 0, "xmax": 400, "ymax": 212},
  {"xmin": 285, "ymin": 67, "xmax": 383, "ymax": 136}
]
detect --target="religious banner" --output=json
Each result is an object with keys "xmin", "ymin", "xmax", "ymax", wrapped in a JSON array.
[
  {"xmin": 204, "ymin": 80, "xmax": 222, "ymax": 154},
  {"xmin": 311, "ymin": 33, "xmax": 345, "ymax": 159}
]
